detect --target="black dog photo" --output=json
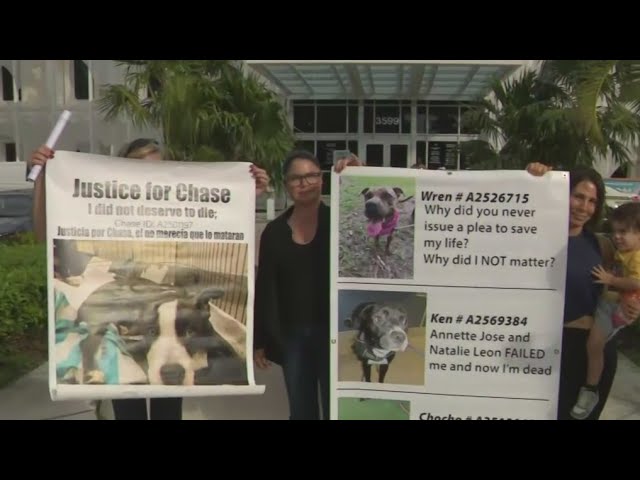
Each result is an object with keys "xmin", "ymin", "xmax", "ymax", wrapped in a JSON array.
[
  {"xmin": 53, "ymin": 238, "xmax": 249, "ymax": 388},
  {"xmin": 339, "ymin": 175, "xmax": 416, "ymax": 280},
  {"xmin": 337, "ymin": 290, "xmax": 426, "ymax": 387}
]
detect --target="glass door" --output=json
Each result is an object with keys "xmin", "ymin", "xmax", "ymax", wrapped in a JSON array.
[
  {"xmin": 365, "ymin": 144, "xmax": 384, "ymax": 167},
  {"xmin": 364, "ymin": 142, "xmax": 409, "ymax": 168},
  {"xmin": 389, "ymin": 144, "xmax": 408, "ymax": 168}
]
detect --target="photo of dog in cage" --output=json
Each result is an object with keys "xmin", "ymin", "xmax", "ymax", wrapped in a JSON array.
[
  {"xmin": 338, "ymin": 175, "xmax": 416, "ymax": 279},
  {"xmin": 52, "ymin": 238, "xmax": 250, "ymax": 388}
]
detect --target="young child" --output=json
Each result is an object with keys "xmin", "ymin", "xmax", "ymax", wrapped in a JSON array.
[{"xmin": 571, "ymin": 201, "xmax": 640, "ymax": 419}]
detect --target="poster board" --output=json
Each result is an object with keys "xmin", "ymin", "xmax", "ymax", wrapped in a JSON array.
[
  {"xmin": 331, "ymin": 167, "xmax": 569, "ymax": 420},
  {"xmin": 46, "ymin": 151, "xmax": 263, "ymax": 401}
]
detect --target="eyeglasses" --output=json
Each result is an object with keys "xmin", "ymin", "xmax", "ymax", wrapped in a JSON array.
[{"xmin": 285, "ymin": 171, "xmax": 323, "ymax": 186}]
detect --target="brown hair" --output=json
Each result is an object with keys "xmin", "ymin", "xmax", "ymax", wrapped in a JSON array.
[
  {"xmin": 610, "ymin": 202, "xmax": 640, "ymax": 232},
  {"xmin": 282, "ymin": 149, "xmax": 321, "ymax": 177},
  {"xmin": 118, "ymin": 138, "xmax": 162, "ymax": 159}
]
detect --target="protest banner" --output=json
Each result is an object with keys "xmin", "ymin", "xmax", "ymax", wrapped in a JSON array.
[
  {"xmin": 331, "ymin": 167, "xmax": 569, "ymax": 420},
  {"xmin": 46, "ymin": 151, "xmax": 263, "ymax": 401}
]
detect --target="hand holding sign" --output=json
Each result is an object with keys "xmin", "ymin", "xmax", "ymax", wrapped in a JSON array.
[
  {"xmin": 28, "ymin": 110, "xmax": 71, "ymax": 182},
  {"xmin": 334, "ymin": 152, "xmax": 362, "ymax": 173}
]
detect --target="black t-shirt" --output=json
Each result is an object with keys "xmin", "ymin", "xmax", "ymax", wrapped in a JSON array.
[{"xmin": 254, "ymin": 202, "xmax": 330, "ymax": 363}]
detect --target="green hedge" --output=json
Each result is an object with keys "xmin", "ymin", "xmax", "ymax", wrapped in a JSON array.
[{"xmin": 0, "ymin": 234, "xmax": 47, "ymax": 345}]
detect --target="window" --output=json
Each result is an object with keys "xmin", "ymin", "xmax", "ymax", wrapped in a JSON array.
[
  {"xmin": 428, "ymin": 141, "xmax": 459, "ymax": 170},
  {"xmin": 348, "ymin": 106, "xmax": 358, "ymax": 133},
  {"xmin": 2, "ymin": 67, "xmax": 14, "ymax": 101},
  {"xmin": 73, "ymin": 60, "xmax": 90, "ymax": 100},
  {"xmin": 5, "ymin": 143, "xmax": 16, "ymax": 162},
  {"xmin": 295, "ymin": 140, "xmax": 315, "ymax": 154},
  {"xmin": 364, "ymin": 103, "xmax": 374, "ymax": 133},
  {"xmin": 316, "ymin": 139, "xmax": 346, "ymax": 196},
  {"xmin": 293, "ymin": 100, "xmax": 357, "ymax": 134},
  {"xmin": 460, "ymin": 105, "xmax": 481, "ymax": 135},
  {"xmin": 293, "ymin": 104, "xmax": 314, "ymax": 133},
  {"xmin": 401, "ymin": 104, "xmax": 411, "ymax": 133},
  {"xmin": 415, "ymin": 141, "xmax": 427, "ymax": 166},
  {"xmin": 362, "ymin": 101, "xmax": 410, "ymax": 134},
  {"xmin": 366, "ymin": 145, "xmax": 383, "ymax": 167},
  {"xmin": 417, "ymin": 104, "xmax": 427, "ymax": 134},
  {"xmin": 375, "ymin": 104, "xmax": 401, "ymax": 134},
  {"xmin": 390, "ymin": 144, "xmax": 408, "ymax": 168},
  {"xmin": 317, "ymin": 105, "xmax": 347, "ymax": 133},
  {"xmin": 316, "ymin": 140, "xmax": 346, "ymax": 170},
  {"xmin": 459, "ymin": 142, "xmax": 471, "ymax": 169},
  {"xmin": 428, "ymin": 106, "xmax": 459, "ymax": 134}
]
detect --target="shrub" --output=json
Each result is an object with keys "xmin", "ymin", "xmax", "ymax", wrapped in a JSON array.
[
  {"xmin": 1, "ymin": 231, "xmax": 38, "ymax": 246},
  {"xmin": 0, "ymin": 240, "xmax": 47, "ymax": 346}
]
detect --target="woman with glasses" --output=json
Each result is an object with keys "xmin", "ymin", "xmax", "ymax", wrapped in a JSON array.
[
  {"xmin": 29, "ymin": 138, "xmax": 270, "ymax": 420},
  {"xmin": 253, "ymin": 149, "xmax": 361, "ymax": 420}
]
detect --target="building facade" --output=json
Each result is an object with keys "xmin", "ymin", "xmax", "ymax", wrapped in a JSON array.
[
  {"xmin": 0, "ymin": 60, "xmax": 531, "ymax": 167},
  {"xmin": 245, "ymin": 60, "xmax": 532, "ymax": 193},
  {"xmin": 247, "ymin": 61, "xmax": 529, "ymax": 170},
  {"xmin": 0, "ymin": 60, "xmax": 158, "ymax": 166},
  {"xmin": 6, "ymin": 60, "xmax": 632, "ymax": 185}
]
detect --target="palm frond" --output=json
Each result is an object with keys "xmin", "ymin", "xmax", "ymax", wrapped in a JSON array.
[
  {"xmin": 460, "ymin": 140, "xmax": 500, "ymax": 169},
  {"xmin": 607, "ymin": 139, "xmax": 632, "ymax": 167},
  {"xmin": 97, "ymin": 60, "xmax": 299, "ymax": 189},
  {"xmin": 617, "ymin": 60, "xmax": 640, "ymax": 110},
  {"xmin": 95, "ymin": 84, "xmax": 153, "ymax": 129},
  {"xmin": 190, "ymin": 145, "xmax": 228, "ymax": 162}
]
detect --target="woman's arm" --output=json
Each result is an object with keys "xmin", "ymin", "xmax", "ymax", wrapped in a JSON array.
[
  {"xmin": 30, "ymin": 145, "xmax": 54, "ymax": 243},
  {"xmin": 253, "ymin": 224, "xmax": 280, "ymax": 368}
]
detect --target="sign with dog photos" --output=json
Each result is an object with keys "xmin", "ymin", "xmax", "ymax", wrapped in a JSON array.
[
  {"xmin": 331, "ymin": 167, "xmax": 569, "ymax": 420},
  {"xmin": 46, "ymin": 151, "xmax": 264, "ymax": 401}
]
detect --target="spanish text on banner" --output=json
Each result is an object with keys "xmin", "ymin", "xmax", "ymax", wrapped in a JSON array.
[{"xmin": 46, "ymin": 151, "xmax": 262, "ymax": 401}]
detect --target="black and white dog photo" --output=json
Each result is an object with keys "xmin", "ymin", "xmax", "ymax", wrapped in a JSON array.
[
  {"xmin": 344, "ymin": 302, "xmax": 409, "ymax": 384},
  {"xmin": 53, "ymin": 239, "xmax": 248, "ymax": 387}
]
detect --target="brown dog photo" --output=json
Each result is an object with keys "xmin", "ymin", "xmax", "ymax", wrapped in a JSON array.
[{"xmin": 339, "ymin": 175, "xmax": 416, "ymax": 279}]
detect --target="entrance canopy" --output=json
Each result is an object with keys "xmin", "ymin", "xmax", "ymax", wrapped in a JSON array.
[{"xmin": 245, "ymin": 60, "xmax": 528, "ymax": 101}]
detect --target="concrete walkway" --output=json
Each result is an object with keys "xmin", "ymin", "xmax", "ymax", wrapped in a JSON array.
[
  {"xmin": 600, "ymin": 353, "xmax": 640, "ymax": 420},
  {"xmin": 0, "ymin": 352, "xmax": 638, "ymax": 420},
  {"xmin": 0, "ymin": 361, "xmax": 290, "ymax": 420}
]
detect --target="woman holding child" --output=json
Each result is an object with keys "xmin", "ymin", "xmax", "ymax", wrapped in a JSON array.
[{"xmin": 527, "ymin": 162, "xmax": 640, "ymax": 420}]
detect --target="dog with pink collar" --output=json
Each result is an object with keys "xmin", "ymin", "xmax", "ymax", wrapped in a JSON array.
[{"xmin": 361, "ymin": 186, "xmax": 406, "ymax": 256}]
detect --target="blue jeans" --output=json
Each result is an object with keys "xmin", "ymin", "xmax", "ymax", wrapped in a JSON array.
[{"xmin": 281, "ymin": 324, "xmax": 330, "ymax": 420}]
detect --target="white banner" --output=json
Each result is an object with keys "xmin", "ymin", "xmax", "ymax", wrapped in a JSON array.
[
  {"xmin": 331, "ymin": 167, "xmax": 568, "ymax": 420},
  {"xmin": 46, "ymin": 151, "xmax": 263, "ymax": 400}
]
